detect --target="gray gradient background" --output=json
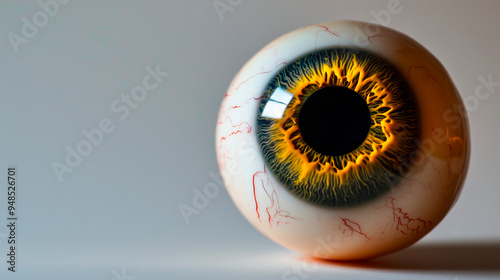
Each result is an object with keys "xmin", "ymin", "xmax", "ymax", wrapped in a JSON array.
[{"xmin": 1, "ymin": 0, "xmax": 499, "ymax": 279}]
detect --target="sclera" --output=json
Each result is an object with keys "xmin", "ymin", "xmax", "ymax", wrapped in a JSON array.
[{"xmin": 216, "ymin": 20, "xmax": 469, "ymax": 260}]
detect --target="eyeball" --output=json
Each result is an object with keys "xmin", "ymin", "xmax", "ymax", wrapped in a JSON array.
[{"xmin": 216, "ymin": 20, "xmax": 469, "ymax": 260}]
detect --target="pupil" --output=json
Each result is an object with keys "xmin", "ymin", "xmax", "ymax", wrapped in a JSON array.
[{"xmin": 298, "ymin": 86, "xmax": 371, "ymax": 156}]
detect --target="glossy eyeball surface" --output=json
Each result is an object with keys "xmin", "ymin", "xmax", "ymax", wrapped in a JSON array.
[{"xmin": 216, "ymin": 20, "xmax": 469, "ymax": 260}]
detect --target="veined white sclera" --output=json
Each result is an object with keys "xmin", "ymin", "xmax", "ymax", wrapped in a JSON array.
[{"xmin": 216, "ymin": 20, "xmax": 469, "ymax": 260}]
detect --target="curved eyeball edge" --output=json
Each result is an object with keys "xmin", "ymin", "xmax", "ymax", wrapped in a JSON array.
[{"xmin": 215, "ymin": 20, "xmax": 470, "ymax": 261}]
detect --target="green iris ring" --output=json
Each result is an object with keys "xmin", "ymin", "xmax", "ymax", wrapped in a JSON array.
[{"xmin": 256, "ymin": 48, "xmax": 420, "ymax": 207}]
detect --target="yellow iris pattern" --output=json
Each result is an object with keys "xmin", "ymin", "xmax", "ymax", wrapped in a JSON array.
[{"xmin": 257, "ymin": 48, "xmax": 419, "ymax": 207}]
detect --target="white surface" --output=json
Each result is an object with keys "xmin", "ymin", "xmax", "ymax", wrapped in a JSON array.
[{"xmin": 0, "ymin": 0, "xmax": 499, "ymax": 279}]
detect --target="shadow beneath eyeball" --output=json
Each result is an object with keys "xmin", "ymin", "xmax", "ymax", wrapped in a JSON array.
[{"xmin": 312, "ymin": 240, "xmax": 500, "ymax": 271}]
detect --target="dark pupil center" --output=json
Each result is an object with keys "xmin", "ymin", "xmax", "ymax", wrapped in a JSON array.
[{"xmin": 298, "ymin": 86, "xmax": 371, "ymax": 156}]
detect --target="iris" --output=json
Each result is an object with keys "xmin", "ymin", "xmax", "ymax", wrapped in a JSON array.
[{"xmin": 257, "ymin": 48, "xmax": 420, "ymax": 207}]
